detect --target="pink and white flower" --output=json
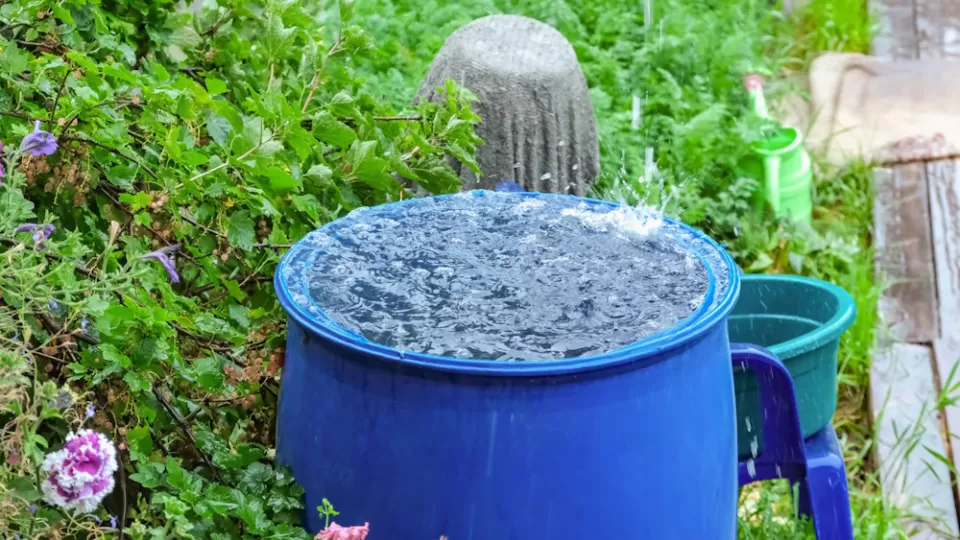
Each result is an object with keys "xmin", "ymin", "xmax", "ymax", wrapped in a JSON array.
[
  {"xmin": 316, "ymin": 522, "xmax": 370, "ymax": 540},
  {"xmin": 40, "ymin": 429, "xmax": 118, "ymax": 513}
]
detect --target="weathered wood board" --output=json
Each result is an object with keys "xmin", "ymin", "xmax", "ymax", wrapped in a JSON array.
[
  {"xmin": 873, "ymin": 166, "xmax": 939, "ymax": 343},
  {"xmin": 871, "ymin": 343, "xmax": 959, "ymax": 538},
  {"xmin": 915, "ymin": 0, "xmax": 960, "ymax": 60},
  {"xmin": 927, "ymin": 159, "xmax": 960, "ymax": 508},
  {"xmin": 872, "ymin": 0, "xmax": 918, "ymax": 60},
  {"xmin": 870, "ymin": 0, "xmax": 960, "ymax": 534}
]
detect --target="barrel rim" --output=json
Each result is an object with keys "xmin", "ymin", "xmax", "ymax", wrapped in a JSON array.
[{"xmin": 274, "ymin": 192, "xmax": 742, "ymax": 376}]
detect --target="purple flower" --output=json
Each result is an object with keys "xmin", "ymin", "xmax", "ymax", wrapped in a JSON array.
[
  {"xmin": 15, "ymin": 223, "xmax": 55, "ymax": 250},
  {"xmin": 109, "ymin": 515, "xmax": 118, "ymax": 528},
  {"xmin": 20, "ymin": 121, "xmax": 58, "ymax": 157},
  {"xmin": 141, "ymin": 244, "xmax": 181, "ymax": 283},
  {"xmin": 40, "ymin": 429, "xmax": 118, "ymax": 513},
  {"xmin": 85, "ymin": 404, "xmax": 96, "ymax": 419},
  {"xmin": 27, "ymin": 504, "xmax": 37, "ymax": 514},
  {"xmin": 49, "ymin": 299, "xmax": 59, "ymax": 311},
  {"xmin": 81, "ymin": 316, "xmax": 89, "ymax": 330}
]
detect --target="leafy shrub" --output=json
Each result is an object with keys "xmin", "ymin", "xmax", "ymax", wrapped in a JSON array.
[{"xmin": 0, "ymin": 0, "xmax": 479, "ymax": 537}]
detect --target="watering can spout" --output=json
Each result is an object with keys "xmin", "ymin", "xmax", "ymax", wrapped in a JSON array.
[{"xmin": 744, "ymin": 73, "xmax": 769, "ymax": 119}]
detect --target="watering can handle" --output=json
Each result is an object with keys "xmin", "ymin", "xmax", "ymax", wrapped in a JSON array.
[
  {"xmin": 762, "ymin": 156, "xmax": 781, "ymax": 214},
  {"xmin": 730, "ymin": 343, "xmax": 805, "ymax": 467}
]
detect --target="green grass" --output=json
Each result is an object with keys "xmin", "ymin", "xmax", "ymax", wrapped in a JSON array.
[
  {"xmin": 351, "ymin": 0, "xmax": 904, "ymax": 536},
  {"xmin": 776, "ymin": 0, "xmax": 877, "ymax": 69}
]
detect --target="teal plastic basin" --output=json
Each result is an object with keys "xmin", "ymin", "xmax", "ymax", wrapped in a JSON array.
[{"xmin": 731, "ymin": 274, "xmax": 856, "ymax": 459}]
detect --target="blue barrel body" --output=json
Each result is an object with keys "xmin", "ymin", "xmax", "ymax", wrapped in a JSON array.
[{"xmin": 275, "ymin": 192, "xmax": 741, "ymax": 539}]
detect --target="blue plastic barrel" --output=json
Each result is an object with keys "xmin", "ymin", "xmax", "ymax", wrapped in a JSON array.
[{"xmin": 275, "ymin": 192, "xmax": 753, "ymax": 539}]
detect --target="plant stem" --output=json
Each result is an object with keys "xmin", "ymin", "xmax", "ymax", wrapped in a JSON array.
[
  {"xmin": 61, "ymin": 135, "xmax": 159, "ymax": 179},
  {"xmin": 187, "ymin": 137, "xmax": 272, "ymax": 183}
]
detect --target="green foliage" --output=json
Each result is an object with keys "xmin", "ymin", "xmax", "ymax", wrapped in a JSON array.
[
  {"xmin": 0, "ymin": 0, "xmax": 479, "ymax": 536},
  {"xmin": 775, "ymin": 0, "xmax": 876, "ymax": 69}
]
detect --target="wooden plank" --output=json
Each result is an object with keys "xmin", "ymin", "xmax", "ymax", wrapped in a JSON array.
[
  {"xmin": 915, "ymin": 0, "xmax": 960, "ymax": 60},
  {"xmin": 927, "ymin": 159, "xmax": 960, "ymax": 504},
  {"xmin": 871, "ymin": 343, "xmax": 960, "ymax": 538},
  {"xmin": 871, "ymin": 0, "xmax": 918, "ymax": 60},
  {"xmin": 873, "ymin": 166, "xmax": 940, "ymax": 343}
]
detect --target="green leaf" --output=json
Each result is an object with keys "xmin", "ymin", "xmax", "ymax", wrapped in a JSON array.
[
  {"xmin": 306, "ymin": 164, "xmax": 333, "ymax": 183},
  {"xmin": 166, "ymin": 457, "xmax": 204, "ymax": 501},
  {"xmin": 223, "ymin": 279, "xmax": 246, "ymax": 302},
  {"xmin": 213, "ymin": 101, "xmax": 244, "ymax": 132},
  {"xmin": 285, "ymin": 125, "xmax": 316, "ymax": 161},
  {"xmin": 236, "ymin": 495, "xmax": 271, "ymax": 534},
  {"xmin": 188, "ymin": 357, "xmax": 225, "ymax": 392},
  {"xmin": 206, "ymin": 114, "xmax": 232, "ymax": 147},
  {"xmin": 105, "ymin": 165, "xmax": 137, "ymax": 190},
  {"xmin": 51, "ymin": 4, "xmax": 75, "ymax": 25},
  {"xmin": 0, "ymin": 44, "xmax": 30, "ymax": 74},
  {"xmin": 263, "ymin": 14, "xmax": 296, "ymax": 61},
  {"xmin": 346, "ymin": 140, "xmax": 398, "ymax": 192},
  {"xmin": 328, "ymin": 91, "xmax": 361, "ymax": 120},
  {"xmin": 746, "ymin": 252, "xmax": 774, "ymax": 272},
  {"xmin": 119, "ymin": 192, "xmax": 154, "ymax": 212},
  {"xmin": 123, "ymin": 370, "xmax": 152, "ymax": 394},
  {"xmin": 312, "ymin": 112, "xmax": 356, "ymax": 148},
  {"xmin": 213, "ymin": 442, "xmax": 264, "ymax": 470},
  {"xmin": 66, "ymin": 51, "xmax": 98, "ymax": 73},
  {"xmin": 291, "ymin": 194, "xmax": 321, "ymax": 221},
  {"xmin": 206, "ymin": 77, "xmax": 227, "ymax": 95},
  {"xmin": 150, "ymin": 61, "xmax": 170, "ymax": 81},
  {"xmin": 340, "ymin": 0, "xmax": 357, "ymax": 23},
  {"xmin": 228, "ymin": 304, "xmax": 250, "ymax": 328},
  {"xmin": 134, "ymin": 211, "xmax": 153, "ymax": 228},
  {"xmin": 101, "ymin": 343, "xmax": 133, "ymax": 369},
  {"xmin": 194, "ymin": 313, "xmax": 231, "ymax": 335},
  {"xmin": 171, "ymin": 24, "xmax": 202, "ymax": 49},
  {"xmin": 410, "ymin": 165, "xmax": 461, "ymax": 194},
  {"xmin": 238, "ymin": 462, "xmax": 274, "ymax": 495},
  {"xmin": 102, "ymin": 64, "xmax": 138, "ymax": 84},
  {"xmin": 129, "ymin": 460, "xmax": 165, "ymax": 487},
  {"xmin": 227, "ymin": 212, "xmax": 256, "ymax": 250},
  {"xmin": 8, "ymin": 476, "xmax": 41, "ymax": 502},
  {"xmin": 263, "ymin": 167, "xmax": 301, "ymax": 192},
  {"xmin": 266, "ymin": 524, "xmax": 312, "ymax": 539},
  {"xmin": 127, "ymin": 426, "xmax": 155, "ymax": 462},
  {"xmin": 195, "ymin": 485, "xmax": 238, "ymax": 519}
]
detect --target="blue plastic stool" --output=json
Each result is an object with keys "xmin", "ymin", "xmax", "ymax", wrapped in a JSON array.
[{"xmin": 735, "ymin": 346, "xmax": 853, "ymax": 540}]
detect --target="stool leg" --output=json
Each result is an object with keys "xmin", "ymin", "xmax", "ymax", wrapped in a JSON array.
[{"xmin": 797, "ymin": 430, "xmax": 853, "ymax": 540}]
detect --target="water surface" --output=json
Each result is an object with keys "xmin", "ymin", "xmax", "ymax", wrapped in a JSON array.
[{"xmin": 303, "ymin": 192, "xmax": 709, "ymax": 360}]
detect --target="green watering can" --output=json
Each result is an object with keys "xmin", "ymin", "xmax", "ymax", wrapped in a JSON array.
[
  {"xmin": 741, "ymin": 77, "xmax": 813, "ymax": 223},
  {"xmin": 750, "ymin": 127, "xmax": 812, "ymax": 223}
]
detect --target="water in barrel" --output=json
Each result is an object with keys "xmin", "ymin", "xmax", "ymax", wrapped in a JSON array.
[{"xmin": 298, "ymin": 192, "xmax": 710, "ymax": 360}]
